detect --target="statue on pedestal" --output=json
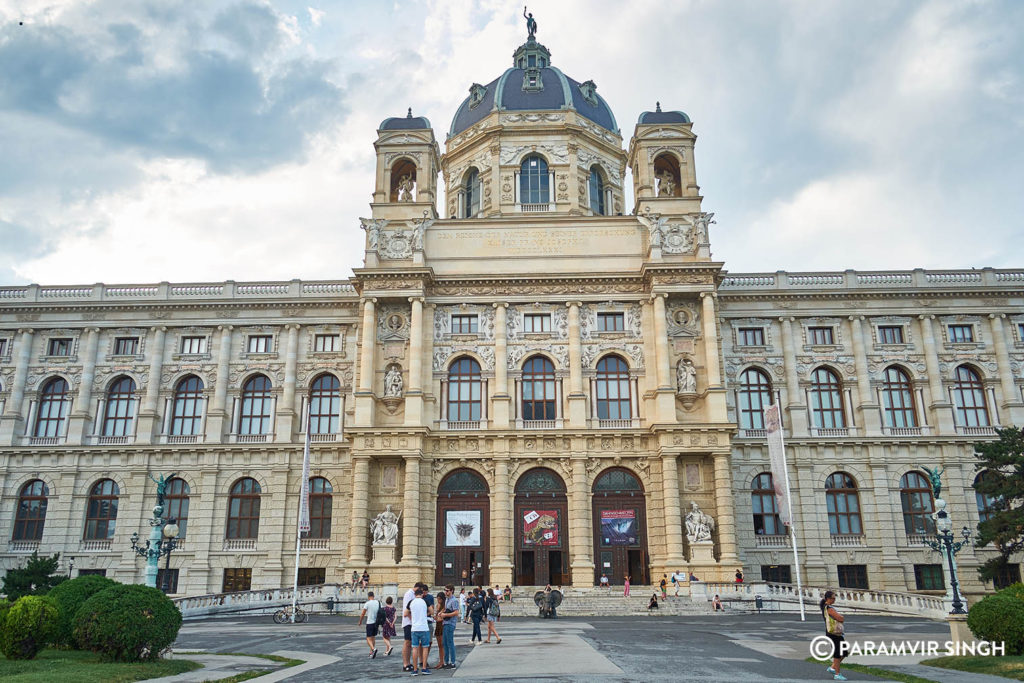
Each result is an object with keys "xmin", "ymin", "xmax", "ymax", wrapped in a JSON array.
[
  {"xmin": 370, "ymin": 504, "xmax": 401, "ymax": 546},
  {"xmin": 384, "ymin": 365, "xmax": 404, "ymax": 398},
  {"xmin": 685, "ymin": 501, "xmax": 715, "ymax": 544},
  {"xmin": 676, "ymin": 358, "xmax": 697, "ymax": 394}
]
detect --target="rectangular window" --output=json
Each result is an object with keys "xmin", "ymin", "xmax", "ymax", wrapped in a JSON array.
[
  {"xmin": 737, "ymin": 327, "xmax": 766, "ymax": 346},
  {"xmin": 878, "ymin": 326, "xmax": 905, "ymax": 344},
  {"xmin": 914, "ymin": 564, "xmax": 945, "ymax": 590},
  {"xmin": 837, "ymin": 564, "xmax": 869, "ymax": 589},
  {"xmin": 1018, "ymin": 323, "xmax": 1024, "ymax": 342},
  {"xmin": 523, "ymin": 313, "xmax": 551, "ymax": 333},
  {"xmin": 47, "ymin": 338, "xmax": 72, "ymax": 356},
  {"xmin": 113, "ymin": 337, "xmax": 139, "ymax": 355},
  {"xmin": 247, "ymin": 335, "xmax": 273, "ymax": 353},
  {"xmin": 223, "ymin": 568, "xmax": 252, "ymax": 593},
  {"xmin": 78, "ymin": 569, "xmax": 107, "ymax": 577},
  {"xmin": 313, "ymin": 334, "xmax": 338, "ymax": 352},
  {"xmin": 760, "ymin": 565, "xmax": 792, "ymax": 584},
  {"xmin": 994, "ymin": 564, "xmax": 1022, "ymax": 590},
  {"xmin": 597, "ymin": 312, "xmax": 625, "ymax": 332},
  {"xmin": 180, "ymin": 336, "xmax": 206, "ymax": 354},
  {"xmin": 297, "ymin": 568, "xmax": 326, "ymax": 586},
  {"xmin": 0, "ymin": 339, "xmax": 7, "ymax": 356},
  {"xmin": 808, "ymin": 327, "xmax": 835, "ymax": 345},
  {"xmin": 451, "ymin": 314, "xmax": 479, "ymax": 334},
  {"xmin": 156, "ymin": 568, "xmax": 180, "ymax": 593},
  {"xmin": 949, "ymin": 324, "xmax": 974, "ymax": 343}
]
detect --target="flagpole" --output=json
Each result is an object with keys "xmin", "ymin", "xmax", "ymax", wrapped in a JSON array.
[
  {"xmin": 778, "ymin": 423, "xmax": 806, "ymax": 621},
  {"xmin": 290, "ymin": 408, "xmax": 312, "ymax": 623},
  {"xmin": 766, "ymin": 403, "xmax": 805, "ymax": 621}
]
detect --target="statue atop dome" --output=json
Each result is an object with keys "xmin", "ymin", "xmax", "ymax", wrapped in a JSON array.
[{"xmin": 524, "ymin": 6, "xmax": 537, "ymax": 40}]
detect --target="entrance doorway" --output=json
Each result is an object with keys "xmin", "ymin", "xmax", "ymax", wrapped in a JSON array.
[
  {"xmin": 514, "ymin": 468, "xmax": 568, "ymax": 586},
  {"xmin": 592, "ymin": 468, "xmax": 649, "ymax": 585},
  {"xmin": 436, "ymin": 469, "xmax": 490, "ymax": 587}
]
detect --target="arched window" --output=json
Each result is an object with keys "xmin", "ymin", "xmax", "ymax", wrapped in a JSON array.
[
  {"xmin": 900, "ymin": 471, "xmax": 936, "ymax": 536},
  {"xmin": 751, "ymin": 473, "xmax": 782, "ymax": 535},
  {"xmin": 975, "ymin": 471, "xmax": 999, "ymax": 523},
  {"xmin": 519, "ymin": 155, "xmax": 549, "ymax": 205},
  {"xmin": 653, "ymin": 154, "xmax": 680, "ymax": 197},
  {"xmin": 84, "ymin": 479, "xmax": 119, "ymax": 540},
  {"xmin": 825, "ymin": 472, "xmax": 862, "ymax": 535},
  {"xmin": 589, "ymin": 166, "xmax": 606, "ymax": 215},
  {"xmin": 102, "ymin": 376, "xmax": 137, "ymax": 437},
  {"xmin": 164, "ymin": 477, "xmax": 190, "ymax": 538},
  {"xmin": 34, "ymin": 377, "xmax": 69, "ymax": 438},
  {"xmin": 447, "ymin": 357, "xmax": 482, "ymax": 422},
  {"xmin": 390, "ymin": 159, "xmax": 416, "ymax": 202},
  {"xmin": 521, "ymin": 356, "xmax": 556, "ymax": 421},
  {"xmin": 595, "ymin": 355, "xmax": 631, "ymax": 420},
  {"xmin": 738, "ymin": 368, "xmax": 773, "ymax": 430},
  {"xmin": 439, "ymin": 469, "xmax": 489, "ymax": 496},
  {"xmin": 308, "ymin": 374, "xmax": 341, "ymax": 434},
  {"xmin": 308, "ymin": 477, "xmax": 333, "ymax": 539},
  {"xmin": 12, "ymin": 480, "xmax": 48, "ymax": 541},
  {"xmin": 809, "ymin": 367, "xmax": 845, "ymax": 429},
  {"xmin": 463, "ymin": 168, "xmax": 481, "ymax": 218},
  {"xmin": 239, "ymin": 375, "xmax": 273, "ymax": 435},
  {"xmin": 227, "ymin": 478, "xmax": 261, "ymax": 539},
  {"xmin": 593, "ymin": 468, "xmax": 643, "ymax": 494},
  {"xmin": 952, "ymin": 365, "xmax": 989, "ymax": 427},
  {"xmin": 881, "ymin": 367, "xmax": 917, "ymax": 429},
  {"xmin": 170, "ymin": 375, "xmax": 204, "ymax": 436}
]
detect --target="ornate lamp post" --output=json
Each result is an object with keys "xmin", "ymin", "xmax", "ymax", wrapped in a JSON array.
[
  {"xmin": 922, "ymin": 497, "xmax": 972, "ymax": 615},
  {"xmin": 129, "ymin": 472, "xmax": 180, "ymax": 590},
  {"xmin": 67, "ymin": 556, "xmax": 75, "ymax": 578}
]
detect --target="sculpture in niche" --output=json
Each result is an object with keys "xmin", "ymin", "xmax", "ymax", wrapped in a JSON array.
[
  {"xmin": 676, "ymin": 357, "xmax": 697, "ymax": 394},
  {"xmin": 656, "ymin": 168, "xmax": 676, "ymax": 197},
  {"xmin": 685, "ymin": 501, "xmax": 715, "ymax": 544},
  {"xmin": 370, "ymin": 504, "xmax": 401, "ymax": 545},
  {"xmin": 397, "ymin": 174, "xmax": 415, "ymax": 202},
  {"xmin": 383, "ymin": 364, "xmax": 403, "ymax": 398}
]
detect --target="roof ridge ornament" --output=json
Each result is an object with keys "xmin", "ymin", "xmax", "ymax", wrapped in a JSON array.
[
  {"xmin": 524, "ymin": 6, "xmax": 537, "ymax": 40},
  {"xmin": 656, "ymin": 102, "xmax": 662, "ymax": 112},
  {"xmin": 407, "ymin": 107, "xmax": 413, "ymax": 118}
]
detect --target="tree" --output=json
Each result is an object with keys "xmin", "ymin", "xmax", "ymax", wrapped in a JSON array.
[
  {"xmin": 974, "ymin": 427, "xmax": 1024, "ymax": 582},
  {"xmin": 0, "ymin": 552, "xmax": 66, "ymax": 600}
]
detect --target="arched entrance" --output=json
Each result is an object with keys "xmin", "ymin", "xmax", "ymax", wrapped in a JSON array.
[
  {"xmin": 514, "ymin": 468, "xmax": 568, "ymax": 586},
  {"xmin": 592, "ymin": 468, "xmax": 649, "ymax": 585},
  {"xmin": 436, "ymin": 469, "xmax": 489, "ymax": 587}
]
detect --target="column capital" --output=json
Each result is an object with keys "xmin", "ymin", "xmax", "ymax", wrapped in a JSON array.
[
  {"xmin": 777, "ymin": 316, "xmax": 795, "ymax": 323},
  {"xmin": 149, "ymin": 325, "xmax": 167, "ymax": 333},
  {"xmin": 284, "ymin": 323, "xmax": 302, "ymax": 331},
  {"xmin": 649, "ymin": 292, "xmax": 668, "ymax": 301},
  {"xmin": 699, "ymin": 291, "xmax": 716, "ymax": 300},
  {"xmin": 408, "ymin": 296, "xmax": 425, "ymax": 304},
  {"xmin": 492, "ymin": 302, "xmax": 508, "ymax": 310},
  {"xmin": 565, "ymin": 300, "xmax": 582, "ymax": 308},
  {"xmin": 918, "ymin": 314, "xmax": 935, "ymax": 321},
  {"xmin": 217, "ymin": 325, "xmax": 234, "ymax": 332},
  {"xmin": 84, "ymin": 327, "xmax": 101, "ymax": 334},
  {"xmin": 17, "ymin": 327, "xmax": 35, "ymax": 335},
  {"xmin": 847, "ymin": 315, "xmax": 865, "ymax": 322},
  {"xmin": 988, "ymin": 313, "xmax": 1006, "ymax": 320},
  {"xmin": 363, "ymin": 297, "xmax": 378, "ymax": 304}
]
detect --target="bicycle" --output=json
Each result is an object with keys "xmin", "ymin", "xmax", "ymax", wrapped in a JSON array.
[{"xmin": 273, "ymin": 605, "xmax": 308, "ymax": 623}]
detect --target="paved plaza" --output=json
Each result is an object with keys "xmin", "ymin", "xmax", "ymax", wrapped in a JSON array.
[{"xmin": 162, "ymin": 613, "xmax": 1008, "ymax": 682}]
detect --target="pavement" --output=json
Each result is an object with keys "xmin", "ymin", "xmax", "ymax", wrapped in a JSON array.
[{"xmin": 155, "ymin": 614, "xmax": 1011, "ymax": 682}]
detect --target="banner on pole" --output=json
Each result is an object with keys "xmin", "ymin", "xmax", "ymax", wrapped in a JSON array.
[
  {"xmin": 765, "ymin": 403, "xmax": 792, "ymax": 526},
  {"xmin": 298, "ymin": 422, "xmax": 311, "ymax": 534}
]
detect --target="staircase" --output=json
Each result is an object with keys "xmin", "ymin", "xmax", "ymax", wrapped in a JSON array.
[{"xmin": 438, "ymin": 586, "xmax": 711, "ymax": 617}]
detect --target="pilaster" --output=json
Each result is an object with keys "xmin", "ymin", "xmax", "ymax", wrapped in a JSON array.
[
  {"xmin": 348, "ymin": 456, "xmax": 371, "ymax": 569},
  {"xmin": 68, "ymin": 328, "xmax": 100, "ymax": 444},
  {"xmin": 569, "ymin": 454, "xmax": 595, "ymax": 586},
  {"xmin": 0, "ymin": 328, "xmax": 34, "ymax": 444},
  {"xmin": 205, "ymin": 326, "xmax": 233, "ymax": 440},
  {"xmin": 355, "ymin": 298, "xmax": 377, "ymax": 426},
  {"xmin": 713, "ymin": 452, "xmax": 738, "ymax": 568},
  {"xmin": 848, "ymin": 316, "xmax": 881, "ymax": 434},
  {"xmin": 779, "ymin": 317, "xmax": 808, "ymax": 435},
  {"xmin": 566, "ymin": 301, "xmax": 587, "ymax": 426},
  {"xmin": 661, "ymin": 454, "xmax": 686, "ymax": 570},
  {"xmin": 136, "ymin": 326, "xmax": 166, "ymax": 444},
  {"xmin": 276, "ymin": 324, "xmax": 300, "ymax": 440},
  {"xmin": 405, "ymin": 297, "xmax": 425, "ymax": 426},
  {"xmin": 491, "ymin": 303, "xmax": 510, "ymax": 428},
  {"xmin": 989, "ymin": 314, "xmax": 1023, "ymax": 423},
  {"xmin": 918, "ymin": 315, "xmax": 954, "ymax": 432},
  {"xmin": 652, "ymin": 294, "xmax": 675, "ymax": 420},
  {"xmin": 489, "ymin": 457, "xmax": 514, "ymax": 586},
  {"xmin": 700, "ymin": 292, "xmax": 727, "ymax": 419}
]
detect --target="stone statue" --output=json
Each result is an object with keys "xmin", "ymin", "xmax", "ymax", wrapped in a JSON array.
[
  {"xmin": 359, "ymin": 217, "xmax": 386, "ymax": 250},
  {"xmin": 523, "ymin": 6, "xmax": 537, "ymax": 40},
  {"xmin": 149, "ymin": 472, "xmax": 177, "ymax": 508},
  {"xmin": 370, "ymin": 504, "xmax": 401, "ymax": 545},
  {"xmin": 656, "ymin": 169, "xmax": 676, "ymax": 197},
  {"xmin": 691, "ymin": 212, "xmax": 715, "ymax": 243},
  {"xmin": 685, "ymin": 501, "xmax": 715, "ymax": 544},
  {"xmin": 397, "ymin": 174, "xmax": 415, "ymax": 202},
  {"xmin": 412, "ymin": 212, "xmax": 433, "ymax": 251},
  {"xmin": 384, "ymin": 365, "xmax": 403, "ymax": 398},
  {"xmin": 923, "ymin": 466, "xmax": 945, "ymax": 499},
  {"xmin": 637, "ymin": 209, "xmax": 669, "ymax": 248},
  {"xmin": 677, "ymin": 357, "xmax": 697, "ymax": 394}
]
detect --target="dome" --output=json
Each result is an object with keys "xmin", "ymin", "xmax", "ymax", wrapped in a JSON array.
[
  {"xmin": 637, "ymin": 103, "xmax": 690, "ymax": 125},
  {"xmin": 449, "ymin": 39, "xmax": 618, "ymax": 138},
  {"xmin": 381, "ymin": 108, "xmax": 432, "ymax": 131}
]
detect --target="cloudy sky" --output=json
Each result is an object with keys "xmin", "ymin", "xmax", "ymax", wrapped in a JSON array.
[{"xmin": 1, "ymin": 0, "xmax": 1022, "ymax": 286}]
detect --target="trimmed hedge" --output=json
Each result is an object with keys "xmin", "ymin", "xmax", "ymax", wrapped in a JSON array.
[
  {"xmin": 967, "ymin": 592, "xmax": 1024, "ymax": 655},
  {"xmin": 73, "ymin": 584, "xmax": 182, "ymax": 662},
  {"xmin": 999, "ymin": 582, "xmax": 1024, "ymax": 602},
  {"xmin": 46, "ymin": 574, "xmax": 117, "ymax": 648},
  {"xmin": 0, "ymin": 595, "xmax": 58, "ymax": 660}
]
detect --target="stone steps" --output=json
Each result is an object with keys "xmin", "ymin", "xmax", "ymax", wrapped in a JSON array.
[{"xmin": 430, "ymin": 587, "xmax": 713, "ymax": 617}]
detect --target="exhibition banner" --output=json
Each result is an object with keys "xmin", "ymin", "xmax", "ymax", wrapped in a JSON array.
[{"xmin": 523, "ymin": 509, "xmax": 560, "ymax": 546}]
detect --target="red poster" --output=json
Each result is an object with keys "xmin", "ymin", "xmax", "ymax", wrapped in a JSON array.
[{"xmin": 523, "ymin": 509, "xmax": 560, "ymax": 546}]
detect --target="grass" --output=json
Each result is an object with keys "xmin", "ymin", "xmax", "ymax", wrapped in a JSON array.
[
  {"xmin": 806, "ymin": 656, "xmax": 938, "ymax": 683},
  {"xmin": 0, "ymin": 648, "xmax": 202, "ymax": 682},
  {"xmin": 921, "ymin": 655, "xmax": 1024, "ymax": 681},
  {"xmin": 203, "ymin": 652, "xmax": 304, "ymax": 682}
]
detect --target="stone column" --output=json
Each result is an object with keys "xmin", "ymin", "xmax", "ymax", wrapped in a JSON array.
[
  {"xmin": 566, "ymin": 301, "xmax": 587, "ymax": 426},
  {"xmin": 355, "ymin": 298, "xmax": 377, "ymax": 426},
  {"xmin": 398, "ymin": 454, "xmax": 422, "ymax": 582},
  {"xmin": 491, "ymin": 303, "xmax": 510, "ymax": 428},
  {"xmin": 489, "ymin": 457, "xmax": 513, "ymax": 586},
  {"xmin": 135, "ymin": 326, "xmax": 166, "ymax": 444},
  {"xmin": 918, "ymin": 315, "xmax": 954, "ymax": 432},
  {"xmin": 848, "ymin": 316, "xmax": 880, "ymax": 434},
  {"xmin": 422, "ymin": 304, "xmax": 436, "ymax": 423},
  {"xmin": 205, "ymin": 326, "xmax": 233, "ymax": 440},
  {"xmin": 700, "ymin": 292, "xmax": 727, "ymax": 419},
  {"xmin": 67, "ymin": 328, "xmax": 99, "ymax": 444},
  {"xmin": 989, "ymin": 314, "xmax": 1023, "ymax": 423},
  {"xmin": 652, "ymin": 294, "xmax": 676, "ymax": 421},
  {"xmin": 0, "ymin": 329, "xmax": 34, "ymax": 443},
  {"xmin": 348, "ymin": 456, "xmax": 371, "ymax": 569},
  {"xmin": 713, "ymin": 452, "xmax": 738, "ymax": 567},
  {"xmin": 405, "ymin": 298, "xmax": 424, "ymax": 426},
  {"xmin": 276, "ymin": 324, "xmax": 300, "ymax": 440},
  {"xmin": 569, "ymin": 454, "xmax": 595, "ymax": 586},
  {"xmin": 661, "ymin": 454, "xmax": 686, "ymax": 570},
  {"xmin": 779, "ymin": 317, "xmax": 808, "ymax": 434}
]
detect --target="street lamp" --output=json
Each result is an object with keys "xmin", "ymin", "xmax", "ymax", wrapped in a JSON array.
[
  {"xmin": 130, "ymin": 505, "xmax": 179, "ymax": 591},
  {"xmin": 923, "ymin": 497, "xmax": 972, "ymax": 615},
  {"xmin": 67, "ymin": 556, "xmax": 75, "ymax": 578},
  {"xmin": 160, "ymin": 519, "xmax": 180, "ymax": 593}
]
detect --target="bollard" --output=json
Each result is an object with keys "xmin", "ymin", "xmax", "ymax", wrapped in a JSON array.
[{"xmin": 755, "ymin": 595, "xmax": 763, "ymax": 614}]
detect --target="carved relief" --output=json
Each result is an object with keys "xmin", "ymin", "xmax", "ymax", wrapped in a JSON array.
[
  {"xmin": 667, "ymin": 303, "xmax": 700, "ymax": 337},
  {"xmin": 500, "ymin": 143, "xmax": 569, "ymax": 165},
  {"xmin": 378, "ymin": 306, "xmax": 410, "ymax": 341}
]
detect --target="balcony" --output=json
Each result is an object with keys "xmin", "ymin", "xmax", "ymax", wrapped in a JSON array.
[
  {"xmin": 80, "ymin": 539, "xmax": 112, "ymax": 552},
  {"xmin": 166, "ymin": 434, "xmax": 200, "ymax": 444},
  {"xmin": 956, "ymin": 425, "xmax": 998, "ymax": 436},
  {"xmin": 233, "ymin": 434, "xmax": 270, "ymax": 444},
  {"xmin": 906, "ymin": 534, "xmax": 932, "ymax": 547},
  {"xmin": 300, "ymin": 538, "xmax": 330, "ymax": 551},
  {"xmin": 28, "ymin": 436, "xmax": 63, "ymax": 446},
  {"xmin": 755, "ymin": 534, "xmax": 789, "ymax": 548},
  {"xmin": 517, "ymin": 202, "xmax": 554, "ymax": 213},
  {"xmin": 519, "ymin": 419, "xmax": 560, "ymax": 430},
  {"xmin": 439, "ymin": 420, "xmax": 484, "ymax": 431},
  {"xmin": 739, "ymin": 428, "xmax": 767, "ymax": 438},
  {"xmin": 309, "ymin": 433, "xmax": 338, "ymax": 443},
  {"xmin": 830, "ymin": 534, "xmax": 865, "ymax": 548},
  {"xmin": 882, "ymin": 426, "xmax": 924, "ymax": 437},
  {"xmin": 96, "ymin": 435, "xmax": 133, "ymax": 446},
  {"xmin": 595, "ymin": 419, "xmax": 637, "ymax": 429},
  {"xmin": 8, "ymin": 540, "xmax": 40, "ymax": 553},
  {"xmin": 223, "ymin": 539, "xmax": 257, "ymax": 552},
  {"xmin": 810, "ymin": 427, "xmax": 849, "ymax": 437}
]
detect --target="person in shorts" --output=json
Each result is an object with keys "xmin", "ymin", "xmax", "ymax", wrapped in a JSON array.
[
  {"xmin": 357, "ymin": 590, "xmax": 382, "ymax": 658},
  {"xmin": 401, "ymin": 582, "xmax": 420, "ymax": 671},
  {"xmin": 820, "ymin": 590, "xmax": 848, "ymax": 681},
  {"xmin": 404, "ymin": 586, "xmax": 432, "ymax": 675}
]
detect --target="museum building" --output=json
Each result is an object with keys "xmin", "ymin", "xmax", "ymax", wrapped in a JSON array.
[{"xmin": 0, "ymin": 31, "xmax": 1022, "ymax": 598}]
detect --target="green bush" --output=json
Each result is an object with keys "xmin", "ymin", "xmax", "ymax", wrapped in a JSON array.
[
  {"xmin": 0, "ymin": 595, "xmax": 58, "ymax": 660},
  {"xmin": 73, "ymin": 584, "xmax": 182, "ymax": 662},
  {"xmin": 46, "ymin": 574, "xmax": 117, "ymax": 648},
  {"xmin": 998, "ymin": 582, "xmax": 1024, "ymax": 602},
  {"xmin": 967, "ymin": 592, "xmax": 1024, "ymax": 655}
]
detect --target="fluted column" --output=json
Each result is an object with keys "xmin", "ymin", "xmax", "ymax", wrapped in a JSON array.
[
  {"xmin": 348, "ymin": 456, "xmax": 371, "ymax": 568},
  {"xmin": 492, "ymin": 303, "xmax": 510, "ymax": 428},
  {"xmin": 400, "ymin": 455, "xmax": 422, "ymax": 566},
  {"xmin": 3, "ymin": 328, "xmax": 34, "ymax": 419},
  {"xmin": 848, "ymin": 316, "xmax": 880, "ymax": 434},
  {"xmin": 918, "ymin": 315, "xmax": 953, "ymax": 432},
  {"xmin": 779, "ymin": 317, "xmax": 807, "ymax": 434},
  {"xmin": 569, "ymin": 454, "xmax": 594, "ymax": 586},
  {"xmin": 206, "ymin": 326, "xmax": 233, "ymax": 440},
  {"xmin": 713, "ymin": 452, "xmax": 738, "ymax": 567},
  {"xmin": 989, "ymin": 314, "xmax": 1023, "ymax": 422},
  {"xmin": 135, "ymin": 326, "xmax": 166, "ymax": 444},
  {"xmin": 422, "ymin": 304, "xmax": 436, "ymax": 423},
  {"xmin": 699, "ymin": 293, "xmax": 722, "ymax": 387},
  {"xmin": 566, "ymin": 301, "xmax": 587, "ymax": 426},
  {"xmin": 67, "ymin": 328, "xmax": 100, "ymax": 443},
  {"xmin": 277, "ymin": 324, "xmax": 300, "ymax": 440},
  {"xmin": 489, "ymin": 457, "xmax": 513, "ymax": 585},
  {"xmin": 355, "ymin": 298, "xmax": 377, "ymax": 426},
  {"xmin": 661, "ymin": 454, "xmax": 686, "ymax": 568},
  {"xmin": 405, "ymin": 298, "xmax": 424, "ymax": 426}
]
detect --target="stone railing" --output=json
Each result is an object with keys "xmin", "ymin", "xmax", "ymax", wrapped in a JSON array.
[
  {"xmin": 720, "ymin": 268, "xmax": 1024, "ymax": 292},
  {"xmin": 0, "ymin": 279, "xmax": 357, "ymax": 305},
  {"xmin": 171, "ymin": 582, "xmax": 399, "ymax": 619}
]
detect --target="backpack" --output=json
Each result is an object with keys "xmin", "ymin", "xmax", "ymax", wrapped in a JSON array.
[
  {"xmin": 487, "ymin": 599, "xmax": 500, "ymax": 618},
  {"xmin": 469, "ymin": 597, "xmax": 484, "ymax": 617},
  {"xmin": 375, "ymin": 600, "xmax": 386, "ymax": 626}
]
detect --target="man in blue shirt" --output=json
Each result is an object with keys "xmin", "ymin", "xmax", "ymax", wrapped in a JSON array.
[{"xmin": 438, "ymin": 585, "xmax": 460, "ymax": 669}]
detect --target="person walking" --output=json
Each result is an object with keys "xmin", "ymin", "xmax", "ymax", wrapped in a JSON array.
[
  {"xmin": 401, "ymin": 581, "xmax": 422, "ymax": 672},
  {"xmin": 468, "ymin": 588, "xmax": 484, "ymax": 645},
  {"xmin": 381, "ymin": 596, "xmax": 396, "ymax": 656},
  {"xmin": 659, "ymin": 574, "xmax": 668, "ymax": 599},
  {"xmin": 404, "ymin": 585, "xmax": 432, "ymax": 676},
  {"xmin": 623, "ymin": 574, "xmax": 631, "ymax": 597},
  {"xmin": 439, "ymin": 584, "xmax": 460, "ymax": 669},
  {"xmin": 458, "ymin": 588, "xmax": 467, "ymax": 623},
  {"xmin": 357, "ymin": 590, "xmax": 382, "ymax": 658},
  {"xmin": 820, "ymin": 590, "xmax": 848, "ymax": 681},
  {"xmin": 484, "ymin": 588, "xmax": 502, "ymax": 644}
]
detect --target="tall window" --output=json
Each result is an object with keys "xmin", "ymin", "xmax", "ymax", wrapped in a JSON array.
[
  {"xmin": 164, "ymin": 477, "xmax": 190, "ymax": 538},
  {"xmin": 447, "ymin": 357, "xmax": 482, "ymax": 422},
  {"xmin": 589, "ymin": 166, "xmax": 605, "ymax": 214},
  {"xmin": 84, "ymin": 479, "xmax": 119, "ymax": 540},
  {"xmin": 975, "ymin": 471, "xmax": 999, "ymax": 523},
  {"xmin": 738, "ymin": 368, "xmax": 772, "ymax": 430},
  {"xmin": 12, "ymin": 480, "xmax": 48, "ymax": 541},
  {"xmin": 900, "ymin": 471, "xmax": 936, "ymax": 535},
  {"xmin": 34, "ymin": 377, "xmax": 69, "ymax": 438},
  {"xmin": 227, "ymin": 478, "xmax": 261, "ymax": 539},
  {"xmin": 170, "ymin": 375, "xmax": 204, "ymax": 436},
  {"xmin": 308, "ymin": 477, "xmax": 333, "ymax": 539},
  {"xmin": 521, "ymin": 356, "xmax": 556, "ymax": 420},
  {"xmin": 881, "ymin": 366, "xmax": 917, "ymax": 428},
  {"xmin": 809, "ymin": 368, "xmax": 846, "ymax": 429},
  {"xmin": 102, "ymin": 377, "xmax": 137, "ymax": 437},
  {"xmin": 595, "ymin": 355, "xmax": 631, "ymax": 420},
  {"xmin": 952, "ymin": 365, "xmax": 989, "ymax": 427},
  {"xmin": 239, "ymin": 375, "xmax": 273, "ymax": 435},
  {"xmin": 519, "ymin": 155, "xmax": 549, "ymax": 204},
  {"xmin": 751, "ymin": 473, "xmax": 782, "ymax": 535},
  {"xmin": 313, "ymin": 334, "xmax": 339, "ymax": 352},
  {"xmin": 825, "ymin": 472, "xmax": 862, "ymax": 535},
  {"xmin": 464, "ymin": 168, "xmax": 481, "ymax": 218},
  {"xmin": 308, "ymin": 374, "xmax": 341, "ymax": 434}
]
